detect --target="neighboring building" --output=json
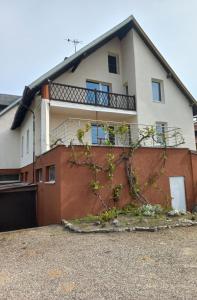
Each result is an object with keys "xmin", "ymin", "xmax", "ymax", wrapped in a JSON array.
[
  {"xmin": 0, "ymin": 94, "xmax": 20, "ymax": 112},
  {"xmin": 0, "ymin": 16, "xmax": 197, "ymax": 228}
]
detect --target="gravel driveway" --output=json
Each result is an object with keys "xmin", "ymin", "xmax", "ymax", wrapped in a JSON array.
[{"xmin": 0, "ymin": 225, "xmax": 197, "ymax": 300}]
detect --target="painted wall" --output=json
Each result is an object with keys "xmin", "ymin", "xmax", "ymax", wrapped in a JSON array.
[
  {"xmin": 21, "ymin": 146, "xmax": 197, "ymax": 225},
  {"xmin": 19, "ymin": 95, "xmax": 42, "ymax": 167},
  {"xmin": 132, "ymin": 29, "xmax": 195, "ymax": 150},
  {"xmin": 121, "ymin": 30, "xmax": 136, "ymax": 96},
  {"xmin": 0, "ymin": 106, "xmax": 20, "ymax": 169},
  {"xmin": 55, "ymin": 37, "xmax": 135, "ymax": 96}
]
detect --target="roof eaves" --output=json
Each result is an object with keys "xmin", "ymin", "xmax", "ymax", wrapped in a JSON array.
[
  {"xmin": 27, "ymin": 15, "xmax": 134, "ymax": 91},
  {"xmin": 11, "ymin": 15, "xmax": 197, "ymax": 129},
  {"xmin": 131, "ymin": 17, "xmax": 196, "ymax": 105},
  {"xmin": 0, "ymin": 97, "xmax": 21, "ymax": 117}
]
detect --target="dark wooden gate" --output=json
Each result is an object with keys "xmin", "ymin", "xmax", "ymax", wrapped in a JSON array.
[{"xmin": 0, "ymin": 189, "xmax": 37, "ymax": 231}]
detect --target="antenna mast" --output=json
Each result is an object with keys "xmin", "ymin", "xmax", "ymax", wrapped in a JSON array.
[{"xmin": 66, "ymin": 38, "xmax": 83, "ymax": 53}]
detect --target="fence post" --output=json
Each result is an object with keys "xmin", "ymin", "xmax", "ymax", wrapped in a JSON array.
[{"xmin": 94, "ymin": 89, "xmax": 97, "ymax": 105}]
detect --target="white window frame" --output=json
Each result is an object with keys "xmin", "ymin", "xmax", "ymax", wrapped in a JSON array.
[
  {"xmin": 151, "ymin": 79, "xmax": 164, "ymax": 103},
  {"xmin": 36, "ymin": 168, "xmax": 43, "ymax": 183},
  {"xmin": 46, "ymin": 165, "xmax": 56, "ymax": 183}
]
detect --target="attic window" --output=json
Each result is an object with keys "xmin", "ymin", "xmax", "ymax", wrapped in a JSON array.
[
  {"xmin": 152, "ymin": 80, "xmax": 163, "ymax": 102},
  {"xmin": 108, "ymin": 54, "xmax": 119, "ymax": 74}
]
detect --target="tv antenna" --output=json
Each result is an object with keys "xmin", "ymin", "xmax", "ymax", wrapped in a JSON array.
[{"xmin": 66, "ymin": 38, "xmax": 83, "ymax": 53}]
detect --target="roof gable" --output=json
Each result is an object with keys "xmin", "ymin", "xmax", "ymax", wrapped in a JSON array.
[{"xmin": 11, "ymin": 15, "xmax": 196, "ymax": 129}]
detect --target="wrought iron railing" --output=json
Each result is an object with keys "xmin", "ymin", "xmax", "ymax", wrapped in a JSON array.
[{"xmin": 49, "ymin": 82, "xmax": 136, "ymax": 111}]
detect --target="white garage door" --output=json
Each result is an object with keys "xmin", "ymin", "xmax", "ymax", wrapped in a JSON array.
[{"xmin": 169, "ymin": 176, "xmax": 186, "ymax": 211}]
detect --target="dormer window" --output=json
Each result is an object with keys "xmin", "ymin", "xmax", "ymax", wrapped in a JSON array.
[{"xmin": 108, "ymin": 54, "xmax": 119, "ymax": 74}]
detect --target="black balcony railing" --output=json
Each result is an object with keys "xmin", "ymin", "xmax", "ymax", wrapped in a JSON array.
[{"xmin": 49, "ymin": 82, "xmax": 136, "ymax": 111}]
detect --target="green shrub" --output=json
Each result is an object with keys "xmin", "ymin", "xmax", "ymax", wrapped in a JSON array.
[
  {"xmin": 99, "ymin": 208, "xmax": 120, "ymax": 222},
  {"xmin": 137, "ymin": 204, "xmax": 163, "ymax": 217}
]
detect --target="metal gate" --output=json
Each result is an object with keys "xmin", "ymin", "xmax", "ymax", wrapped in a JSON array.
[{"xmin": 0, "ymin": 188, "xmax": 37, "ymax": 231}]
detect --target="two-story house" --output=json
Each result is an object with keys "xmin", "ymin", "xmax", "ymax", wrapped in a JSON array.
[{"xmin": 0, "ymin": 16, "xmax": 197, "ymax": 229}]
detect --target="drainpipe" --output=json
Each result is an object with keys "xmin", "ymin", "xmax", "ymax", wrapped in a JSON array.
[{"xmin": 20, "ymin": 104, "xmax": 35, "ymax": 184}]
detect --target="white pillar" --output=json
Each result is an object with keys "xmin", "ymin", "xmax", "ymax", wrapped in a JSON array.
[{"xmin": 41, "ymin": 99, "xmax": 50, "ymax": 153}]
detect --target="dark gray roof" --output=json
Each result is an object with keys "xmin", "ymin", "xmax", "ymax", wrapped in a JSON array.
[
  {"xmin": 11, "ymin": 15, "xmax": 197, "ymax": 129},
  {"xmin": 0, "ymin": 94, "xmax": 20, "ymax": 106}
]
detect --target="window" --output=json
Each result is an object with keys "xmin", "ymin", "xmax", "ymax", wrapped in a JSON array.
[
  {"xmin": 152, "ymin": 80, "xmax": 162, "ymax": 102},
  {"xmin": 108, "ymin": 54, "xmax": 119, "ymax": 74},
  {"xmin": 86, "ymin": 81, "xmax": 110, "ymax": 106},
  {"xmin": 156, "ymin": 122, "xmax": 167, "ymax": 144},
  {"xmin": 21, "ymin": 136, "xmax": 24, "ymax": 157},
  {"xmin": 46, "ymin": 165, "xmax": 56, "ymax": 182},
  {"xmin": 36, "ymin": 169, "xmax": 43, "ymax": 182},
  {"xmin": 91, "ymin": 125, "xmax": 106, "ymax": 145},
  {"xmin": 0, "ymin": 173, "xmax": 20, "ymax": 183},
  {"xmin": 91, "ymin": 124, "xmax": 115, "ymax": 145},
  {"xmin": 26, "ymin": 129, "xmax": 29, "ymax": 154}
]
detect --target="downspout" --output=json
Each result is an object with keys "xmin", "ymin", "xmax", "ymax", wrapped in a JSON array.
[{"xmin": 20, "ymin": 104, "xmax": 35, "ymax": 184}]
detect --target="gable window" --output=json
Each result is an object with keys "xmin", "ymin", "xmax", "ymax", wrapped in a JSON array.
[
  {"xmin": 86, "ymin": 81, "xmax": 110, "ymax": 106},
  {"xmin": 108, "ymin": 54, "xmax": 119, "ymax": 74},
  {"xmin": 46, "ymin": 165, "xmax": 56, "ymax": 182},
  {"xmin": 152, "ymin": 80, "xmax": 162, "ymax": 102},
  {"xmin": 26, "ymin": 129, "xmax": 29, "ymax": 154},
  {"xmin": 156, "ymin": 122, "xmax": 167, "ymax": 145}
]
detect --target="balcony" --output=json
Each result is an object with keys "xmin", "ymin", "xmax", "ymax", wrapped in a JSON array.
[
  {"xmin": 49, "ymin": 82, "xmax": 136, "ymax": 111},
  {"xmin": 50, "ymin": 118, "xmax": 184, "ymax": 149}
]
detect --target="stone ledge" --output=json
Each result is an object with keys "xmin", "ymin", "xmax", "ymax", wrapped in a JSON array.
[{"xmin": 62, "ymin": 219, "xmax": 197, "ymax": 234}]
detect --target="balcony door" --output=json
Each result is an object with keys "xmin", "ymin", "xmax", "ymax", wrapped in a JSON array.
[{"xmin": 86, "ymin": 81, "xmax": 110, "ymax": 106}]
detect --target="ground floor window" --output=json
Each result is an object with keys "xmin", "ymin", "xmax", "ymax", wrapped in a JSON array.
[
  {"xmin": 46, "ymin": 165, "xmax": 56, "ymax": 182},
  {"xmin": 36, "ymin": 169, "xmax": 43, "ymax": 182},
  {"xmin": 0, "ymin": 173, "xmax": 20, "ymax": 183}
]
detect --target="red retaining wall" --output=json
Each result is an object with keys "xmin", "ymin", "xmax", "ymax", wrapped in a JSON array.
[{"xmin": 17, "ymin": 146, "xmax": 197, "ymax": 225}]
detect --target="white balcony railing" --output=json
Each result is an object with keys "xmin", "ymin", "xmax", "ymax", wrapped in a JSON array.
[{"xmin": 50, "ymin": 118, "xmax": 184, "ymax": 148}]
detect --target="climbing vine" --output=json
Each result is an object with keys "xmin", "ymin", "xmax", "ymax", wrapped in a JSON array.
[{"xmin": 68, "ymin": 122, "xmax": 184, "ymax": 209}]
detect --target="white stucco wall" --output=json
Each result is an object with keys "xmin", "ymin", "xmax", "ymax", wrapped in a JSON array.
[
  {"xmin": 1, "ymin": 25, "xmax": 195, "ymax": 172},
  {"xmin": 19, "ymin": 95, "xmax": 42, "ymax": 167},
  {"xmin": 121, "ymin": 30, "xmax": 136, "ymax": 96},
  {"xmin": 55, "ymin": 37, "xmax": 134, "ymax": 95},
  {"xmin": 132, "ymin": 29, "xmax": 195, "ymax": 149},
  {"xmin": 0, "ymin": 106, "xmax": 20, "ymax": 169}
]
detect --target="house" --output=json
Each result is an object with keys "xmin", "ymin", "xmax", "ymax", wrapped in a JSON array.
[
  {"xmin": 0, "ymin": 15, "xmax": 197, "ymax": 229},
  {"xmin": 0, "ymin": 94, "xmax": 20, "ymax": 112}
]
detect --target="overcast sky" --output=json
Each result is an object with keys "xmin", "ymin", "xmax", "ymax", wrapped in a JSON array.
[{"xmin": 0, "ymin": 0, "xmax": 197, "ymax": 98}]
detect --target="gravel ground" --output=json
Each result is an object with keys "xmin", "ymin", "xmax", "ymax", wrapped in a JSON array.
[{"xmin": 0, "ymin": 225, "xmax": 197, "ymax": 300}]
